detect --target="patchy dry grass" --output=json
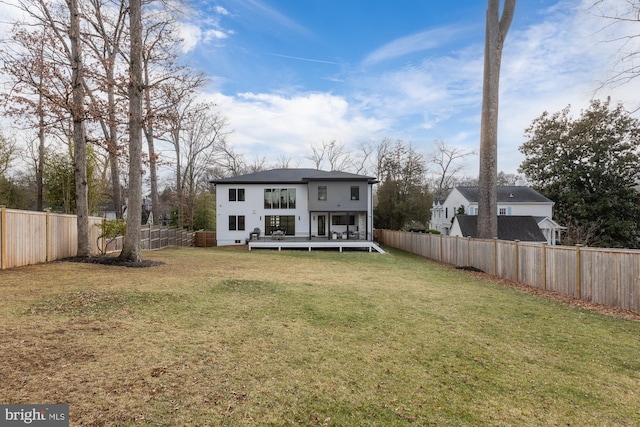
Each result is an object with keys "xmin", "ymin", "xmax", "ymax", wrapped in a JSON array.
[{"xmin": 1, "ymin": 246, "xmax": 639, "ymax": 426}]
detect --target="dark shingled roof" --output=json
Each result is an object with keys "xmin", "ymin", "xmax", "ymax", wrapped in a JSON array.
[
  {"xmin": 454, "ymin": 215, "xmax": 547, "ymax": 242},
  {"xmin": 455, "ymin": 186, "xmax": 553, "ymax": 204},
  {"xmin": 210, "ymin": 168, "xmax": 378, "ymax": 184}
]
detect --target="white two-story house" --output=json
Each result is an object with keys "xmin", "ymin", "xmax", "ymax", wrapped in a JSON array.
[
  {"xmin": 211, "ymin": 168, "xmax": 378, "ymax": 246},
  {"xmin": 430, "ymin": 186, "xmax": 565, "ymax": 244}
]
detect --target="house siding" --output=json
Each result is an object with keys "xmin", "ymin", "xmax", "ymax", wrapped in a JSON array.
[
  {"xmin": 307, "ymin": 181, "xmax": 368, "ymax": 211},
  {"xmin": 214, "ymin": 172, "xmax": 375, "ymax": 246}
]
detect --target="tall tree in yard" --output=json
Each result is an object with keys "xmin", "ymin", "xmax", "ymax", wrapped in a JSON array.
[
  {"xmin": 68, "ymin": 0, "xmax": 91, "ymax": 257},
  {"xmin": 477, "ymin": 0, "xmax": 515, "ymax": 239},
  {"xmin": 81, "ymin": 0, "xmax": 129, "ymax": 220},
  {"xmin": 120, "ymin": 0, "xmax": 144, "ymax": 262},
  {"xmin": 1, "ymin": 0, "xmax": 92, "ymax": 255}
]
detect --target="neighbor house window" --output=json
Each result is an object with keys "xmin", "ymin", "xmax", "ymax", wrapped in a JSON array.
[
  {"xmin": 318, "ymin": 186, "xmax": 327, "ymax": 201},
  {"xmin": 351, "ymin": 186, "xmax": 360, "ymax": 200},
  {"xmin": 499, "ymin": 208, "xmax": 507, "ymax": 216},
  {"xmin": 229, "ymin": 188, "xmax": 245, "ymax": 202},
  {"xmin": 228, "ymin": 215, "xmax": 245, "ymax": 231}
]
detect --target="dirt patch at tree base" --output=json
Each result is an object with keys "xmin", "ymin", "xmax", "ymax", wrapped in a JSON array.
[{"xmin": 61, "ymin": 256, "xmax": 165, "ymax": 268}]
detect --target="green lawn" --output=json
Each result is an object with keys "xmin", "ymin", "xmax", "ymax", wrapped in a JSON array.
[{"xmin": 1, "ymin": 246, "xmax": 639, "ymax": 426}]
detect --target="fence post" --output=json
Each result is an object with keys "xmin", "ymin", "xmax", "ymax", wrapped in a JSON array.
[
  {"xmin": 493, "ymin": 238, "xmax": 498, "ymax": 276},
  {"xmin": 46, "ymin": 210, "xmax": 51, "ymax": 262},
  {"xmin": 101, "ymin": 217, "xmax": 106, "ymax": 254},
  {"xmin": 0, "ymin": 206, "xmax": 6, "ymax": 270},
  {"xmin": 541, "ymin": 243, "xmax": 547, "ymax": 290},
  {"xmin": 514, "ymin": 240, "xmax": 520, "ymax": 283},
  {"xmin": 467, "ymin": 236, "xmax": 471, "ymax": 266},
  {"xmin": 455, "ymin": 235, "xmax": 459, "ymax": 266},
  {"xmin": 575, "ymin": 244, "xmax": 582, "ymax": 299}
]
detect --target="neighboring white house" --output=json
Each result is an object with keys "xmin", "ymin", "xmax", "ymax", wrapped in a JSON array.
[
  {"xmin": 211, "ymin": 168, "xmax": 378, "ymax": 246},
  {"xmin": 430, "ymin": 186, "xmax": 565, "ymax": 244}
]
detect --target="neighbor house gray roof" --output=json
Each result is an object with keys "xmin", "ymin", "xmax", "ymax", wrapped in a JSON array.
[
  {"xmin": 454, "ymin": 215, "xmax": 547, "ymax": 242},
  {"xmin": 455, "ymin": 186, "xmax": 553, "ymax": 204},
  {"xmin": 210, "ymin": 168, "xmax": 378, "ymax": 184}
]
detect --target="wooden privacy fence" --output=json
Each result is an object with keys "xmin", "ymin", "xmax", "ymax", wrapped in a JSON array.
[
  {"xmin": 101, "ymin": 223, "xmax": 195, "ymax": 254},
  {"xmin": 376, "ymin": 229, "xmax": 640, "ymax": 313},
  {"xmin": 194, "ymin": 231, "xmax": 217, "ymax": 247},
  {"xmin": 0, "ymin": 207, "xmax": 193, "ymax": 270}
]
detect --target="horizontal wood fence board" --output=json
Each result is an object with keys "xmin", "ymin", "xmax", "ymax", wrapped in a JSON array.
[{"xmin": 377, "ymin": 229, "xmax": 640, "ymax": 315}]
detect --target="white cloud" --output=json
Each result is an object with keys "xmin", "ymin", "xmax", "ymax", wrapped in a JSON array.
[
  {"xmin": 208, "ymin": 92, "xmax": 390, "ymax": 165},
  {"xmin": 363, "ymin": 26, "xmax": 466, "ymax": 67},
  {"xmin": 214, "ymin": 6, "xmax": 229, "ymax": 16},
  {"xmin": 178, "ymin": 22, "xmax": 202, "ymax": 53}
]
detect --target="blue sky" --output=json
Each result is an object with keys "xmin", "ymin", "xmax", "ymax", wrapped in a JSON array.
[
  {"xmin": 174, "ymin": 0, "xmax": 640, "ymax": 178},
  {"xmin": 1, "ymin": 0, "xmax": 638, "ymax": 180}
]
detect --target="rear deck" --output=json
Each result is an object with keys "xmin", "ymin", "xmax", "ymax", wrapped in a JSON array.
[{"xmin": 248, "ymin": 237, "xmax": 385, "ymax": 253}]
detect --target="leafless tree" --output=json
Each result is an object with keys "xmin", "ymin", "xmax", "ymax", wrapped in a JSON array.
[
  {"xmin": 477, "ymin": 0, "xmax": 516, "ymax": 239},
  {"xmin": 120, "ymin": 0, "xmax": 144, "ymax": 262},
  {"xmin": 274, "ymin": 154, "xmax": 298, "ymax": 169},
  {"xmin": 306, "ymin": 139, "xmax": 350, "ymax": 171},
  {"xmin": 592, "ymin": 1, "xmax": 640, "ymax": 89},
  {"xmin": 67, "ymin": 0, "xmax": 91, "ymax": 256},
  {"xmin": 180, "ymin": 106, "xmax": 229, "ymax": 227},
  {"xmin": 326, "ymin": 140, "xmax": 350, "ymax": 171},
  {"xmin": 0, "ymin": 131, "xmax": 17, "ymax": 177},
  {"xmin": 306, "ymin": 142, "xmax": 326, "ymax": 169},
  {"xmin": 352, "ymin": 140, "xmax": 374, "ymax": 175},
  {"xmin": 427, "ymin": 139, "xmax": 476, "ymax": 200},
  {"xmin": 80, "ymin": 0, "xmax": 129, "ymax": 219},
  {"xmin": 141, "ymin": 13, "xmax": 200, "ymax": 224}
]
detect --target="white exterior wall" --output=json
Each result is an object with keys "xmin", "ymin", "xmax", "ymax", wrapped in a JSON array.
[
  {"xmin": 430, "ymin": 189, "xmax": 469, "ymax": 235},
  {"xmin": 216, "ymin": 177, "xmax": 375, "ymax": 246},
  {"xmin": 216, "ymin": 183, "xmax": 309, "ymax": 246}
]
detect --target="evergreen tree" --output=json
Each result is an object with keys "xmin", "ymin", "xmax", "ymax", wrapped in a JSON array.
[{"xmin": 519, "ymin": 99, "xmax": 640, "ymax": 248}]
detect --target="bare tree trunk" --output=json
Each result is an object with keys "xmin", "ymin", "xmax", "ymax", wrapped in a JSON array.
[
  {"xmin": 143, "ymin": 64, "xmax": 158, "ymax": 225},
  {"xmin": 37, "ymin": 93, "xmax": 45, "ymax": 212},
  {"xmin": 477, "ymin": 0, "xmax": 515, "ymax": 239},
  {"xmin": 121, "ymin": 0, "xmax": 143, "ymax": 262},
  {"xmin": 107, "ymin": 63, "xmax": 123, "ymax": 218},
  {"xmin": 68, "ymin": 0, "xmax": 91, "ymax": 257}
]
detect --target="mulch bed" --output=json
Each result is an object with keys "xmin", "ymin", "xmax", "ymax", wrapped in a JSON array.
[{"xmin": 62, "ymin": 255, "xmax": 165, "ymax": 268}]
